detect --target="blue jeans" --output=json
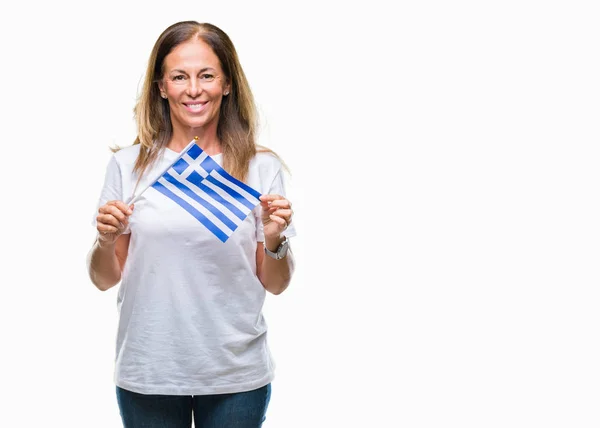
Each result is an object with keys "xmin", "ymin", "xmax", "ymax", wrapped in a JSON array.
[{"xmin": 116, "ymin": 384, "xmax": 271, "ymax": 428}]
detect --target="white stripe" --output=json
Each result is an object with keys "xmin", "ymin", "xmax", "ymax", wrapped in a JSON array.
[
  {"xmin": 202, "ymin": 178, "xmax": 253, "ymax": 214},
  {"xmin": 210, "ymin": 170, "xmax": 260, "ymax": 204},
  {"xmin": 174, "ymin": 174, "xmax": 240, "ymax": 225},
  {"xmin": 158, "ymin": 177, "xmax": 235, "ymax": 236}
]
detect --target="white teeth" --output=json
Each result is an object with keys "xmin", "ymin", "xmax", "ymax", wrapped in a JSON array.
[{"xmin": 187, "ymin": 103, "xmax": 204, "ymax": 111}]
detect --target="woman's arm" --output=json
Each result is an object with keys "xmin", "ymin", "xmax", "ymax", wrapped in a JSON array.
[
  {"xmin": 256, "ymin": 194, "xmax": 295, "ymax": 295},
  {"xmin": 87, "ymin": 200, "xmax": 133, "ymax": 291},
  {"xmin": 87, "ymin": 234, "xmax": 130, "ymax": 291},
  {"xmin": 256, "ymin": 239, "xmax": 295, "ymax": 295}
]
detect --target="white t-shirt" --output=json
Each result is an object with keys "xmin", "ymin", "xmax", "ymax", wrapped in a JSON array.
[{"xmin": 93, "ymin": 144, "xmax": 296, "ymax": 395}]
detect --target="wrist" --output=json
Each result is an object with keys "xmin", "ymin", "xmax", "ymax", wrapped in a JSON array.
[
  {"xmin": 264, "ymin": 235, "xmax": 289, "ymax": 260},
  {"xmin": 97, "ymin": 236, "xmax": 116, "ymax": 250},
  {"xmin": 264, "ymin": 235, "xmax": 285, "ymax": 253}
]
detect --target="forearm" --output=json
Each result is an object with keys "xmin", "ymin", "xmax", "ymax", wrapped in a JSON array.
[
  {"xmin": 258, "ymin": 237, "xmax": 295, "ymax": 295},
  {"xmin": 87, "ymin": 239, "xmax": 122, "ymax": 291}
]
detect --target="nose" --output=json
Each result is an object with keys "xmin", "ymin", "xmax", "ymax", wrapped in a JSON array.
[{"xmin": 186, "ymin": 78, "xmax": 202, "ymax": 97}]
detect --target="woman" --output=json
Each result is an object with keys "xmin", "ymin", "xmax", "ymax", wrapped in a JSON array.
[{"xmin": 87, "ymin": 21, "xmax": 295, "ymax": 428}]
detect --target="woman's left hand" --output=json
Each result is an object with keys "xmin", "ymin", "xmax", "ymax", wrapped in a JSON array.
[{"xmin": 259, "ymin": 194, "xmax": 293, "ymax": 240}]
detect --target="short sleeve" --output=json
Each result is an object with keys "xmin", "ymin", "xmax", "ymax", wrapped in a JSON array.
[
  {"xmin": 255, "ymin": 167, "xmax": 297, "ymax": 242},
  {"xmin": 91, "ymin": 155, "xmax": 131, "ymax": 234}
]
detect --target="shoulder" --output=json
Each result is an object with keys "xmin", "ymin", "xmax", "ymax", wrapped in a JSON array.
[
  {"xmin": 112, "ymin": 144, "xmax": 142, "ymax": 166},
  {"xmin": 247, "ymin": 150, "xmax": 287, "ymax": 193},
  {"xmin": 249, "ymin": 151, "xmax": 283, "ymax": 175},
  {"xmin": 101, "ymin": 145, "xmax": 142, "ymax": 184}
]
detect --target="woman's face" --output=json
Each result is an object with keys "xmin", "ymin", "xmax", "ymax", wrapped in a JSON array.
[{"xmin": 159, "ymin": 39, "xmax": 230, "ymax": 134}]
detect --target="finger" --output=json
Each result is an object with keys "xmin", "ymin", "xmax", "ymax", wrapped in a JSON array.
[
  {"xmin": 266, "ymin": 199, "xmax": 291, "ymax": 209},
  {"xmin": 97, "ymin": 224, "xmax": 120, "ymax": 236},
  {"xmin": 270, "ymin": 209, "xmax": 292, "ymax": 222},
  {"xmin": 268, "ymin": 206, "xmax": 293, "ymax": 219},
  {"xmin": 260, "ymin": 194, "xmax": 283, "ymax": 202},
  {"xmin": 269, "ymin": 214, "xmax": 288, "ymax": 229},
  {"xmin": 97, "ymin": 208, "xmax": 126, "ymax": 226},
  {"xmin": 259, "ymin": 194, "xmax": 284, "ymax": 207},
  {"xmin": 98, "ymin": 204, "xmax": 129, "ymax": 223},
  {"xmin": 103, "ymin": 201, "xmax": 134, "ymax": 216},
  {"xmin": 96, "ymin": 213, "xmax": 125, "ymax": 230},
  {"xmin": 109, "ymin": 200, "xmax": 134, "ymax": 215}
]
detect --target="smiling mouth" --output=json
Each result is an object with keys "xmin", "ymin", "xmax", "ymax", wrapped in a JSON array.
[{"xmin": 183, "ymin": 102, "xmax": 207, "ymax": 112}]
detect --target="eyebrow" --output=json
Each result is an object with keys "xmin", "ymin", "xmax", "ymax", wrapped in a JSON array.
[{"xmin": 170, "ymin": 67, "xmax": 216, "ymax": 74}]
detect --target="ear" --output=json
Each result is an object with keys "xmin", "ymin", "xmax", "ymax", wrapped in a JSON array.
[{"xmin": 158, "ymin": 81, "xmax": 166, "ymax": 97}]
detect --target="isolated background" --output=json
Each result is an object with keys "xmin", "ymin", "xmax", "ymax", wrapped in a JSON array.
[{"xmin": 0, "ymin": 0, "xmax": 599, "ymax": 427}]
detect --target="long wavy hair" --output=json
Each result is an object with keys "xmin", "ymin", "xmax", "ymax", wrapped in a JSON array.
[{"xmin": 126, "ymin": 21, "xmax": 279, "ymax": 182}]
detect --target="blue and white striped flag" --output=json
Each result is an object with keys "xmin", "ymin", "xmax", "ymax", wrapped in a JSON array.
[{"xmin": 129, "ymin": 140, "xmax": 262, "ymax": 242}]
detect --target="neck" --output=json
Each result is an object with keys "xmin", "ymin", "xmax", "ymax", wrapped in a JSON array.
[{"xmin": 169, "ymin": 124, "xmax": 222, "ymax": 156}]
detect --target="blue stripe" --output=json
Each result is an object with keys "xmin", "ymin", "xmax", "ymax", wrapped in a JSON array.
[
  {"xmin": 186, "ymin": 171, "xmax": 246, "ymax": 220},
  {"xmin": 185, "ymin": 170, "xmax": 207, "ymax": 188},
  {"xmin": 200, "ymin": 156, "xmax": 219, "ymax": 174},
  {"xmin": 152, "ymin": 182, "xmax": 228, "ymax": 242},
  {"xmin": 206, "ymin": 175, "xmax": 256, "ymax": 210},
  {"xmin": 172, "ymin": 158, "xmax": 189, "ymax": 175},
  {"xmin": 201, "ymin": 155, "xmax": 261, "ymax": 200},
  {"xmin": 163, "ymin": 173, "xmax": 238, "ymax": 231},
  {"xmin": 186, "ymin": 144, "xmax": 202, "ymax": 160},
  {"xmin": 217, "ymin": 169, "xmax": 262, "ymax": 200}
]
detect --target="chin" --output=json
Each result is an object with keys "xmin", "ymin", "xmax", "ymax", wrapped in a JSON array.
[
  {"xmin": 185, "ymin": 120, "xmax": 208, "ymax": 128},
  {"xmin": 177, "ymin": 117, "xmax": 207, "ymax": 129}
]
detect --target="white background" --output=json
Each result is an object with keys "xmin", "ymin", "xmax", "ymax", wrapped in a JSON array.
[{"xmin": 0, "ymin": 0, "xmax": 599, "ymax": 427}]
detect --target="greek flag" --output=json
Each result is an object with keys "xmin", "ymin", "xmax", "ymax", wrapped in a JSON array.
[{"xmin": 133, "ymin": 141, "xmax": 262, "ymax": 242}]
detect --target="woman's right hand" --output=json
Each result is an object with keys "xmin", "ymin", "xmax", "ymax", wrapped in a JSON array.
[{"xmin": 96, "ymin": 201, "xmax": 134, "ymax": 246}]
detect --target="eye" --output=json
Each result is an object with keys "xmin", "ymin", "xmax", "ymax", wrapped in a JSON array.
[
  {"xmin": 200, "ymin": 73, "xmax": 215, "ymax": 81},
  {"xmin": 172, "ymin": 75, "xmax": 186, "ymax": 81}
]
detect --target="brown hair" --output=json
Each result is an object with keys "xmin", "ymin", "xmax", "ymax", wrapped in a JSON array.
[{"xmin": 123, "ymin": 21, "xmax": 281, "ymax": 182}]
